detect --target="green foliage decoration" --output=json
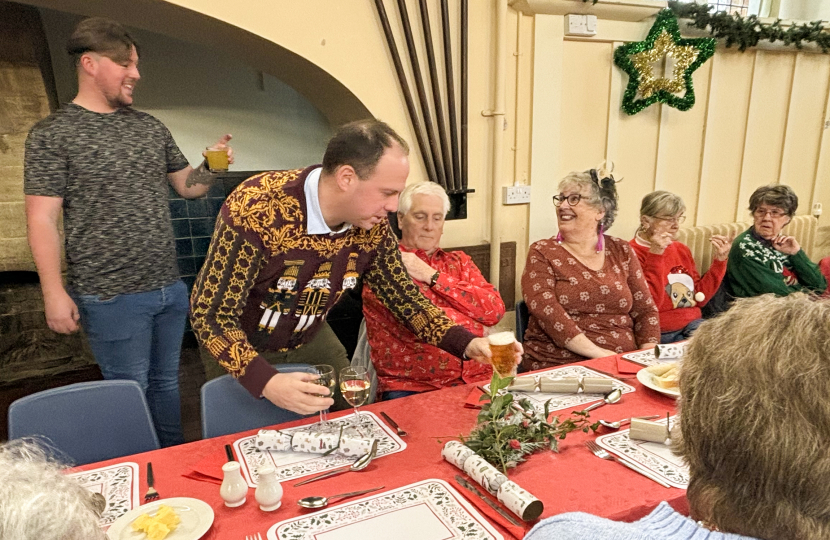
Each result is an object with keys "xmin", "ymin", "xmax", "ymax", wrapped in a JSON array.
[
  {"xmin": 458, "ymin": 372, "xmax": 598, "ymax": 474},
  {"xmin": 667, "ymin": 1, "xmax": 830, "ymax": 53},
  {"xmin": 579, "ymin": 0, "xmax": 830, "ymax": 53}
]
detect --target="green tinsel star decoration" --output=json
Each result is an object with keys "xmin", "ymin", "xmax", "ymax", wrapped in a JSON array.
[{"xmin": 614, "ymin": 9, "xmax": 716, "ymax": 115}]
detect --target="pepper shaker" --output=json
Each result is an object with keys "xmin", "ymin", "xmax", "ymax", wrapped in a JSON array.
[{"xmin": 255, "ymin": 465, "xmax": 283, "ymax": 511}]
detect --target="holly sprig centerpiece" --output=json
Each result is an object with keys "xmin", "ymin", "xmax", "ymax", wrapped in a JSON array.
[{"xmin": 459, "ymin": 372, "xmax": 598, "ymax": 473}]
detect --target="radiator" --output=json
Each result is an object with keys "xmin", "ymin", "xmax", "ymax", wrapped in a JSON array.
[{"xmin": 674, "ymin": 215, "xmax": 818, "ymax": 276}]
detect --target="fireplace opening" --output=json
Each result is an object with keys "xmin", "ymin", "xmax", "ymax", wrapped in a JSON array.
[{"xmin": 0, "ymin": 271, "xmax": 98, "ymax": 383}]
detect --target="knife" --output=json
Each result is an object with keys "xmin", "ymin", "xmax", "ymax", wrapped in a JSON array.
[{"xmin": 455, "ymin": 475, "xmax": 523, "ymax": 527}]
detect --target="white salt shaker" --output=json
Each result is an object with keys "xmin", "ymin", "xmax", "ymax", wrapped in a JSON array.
[
  {"xmin": 220, "ymin": 461, "xmax": 248, "ymax": 507},
  {"xmin": 255, "ymin": 465, "xmax": 283, "ymax": 511}
]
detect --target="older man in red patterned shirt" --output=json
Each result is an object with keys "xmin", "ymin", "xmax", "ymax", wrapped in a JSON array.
[{"xmin": 362, "ymin": 182, "xmax": 506, "ymax": 400}]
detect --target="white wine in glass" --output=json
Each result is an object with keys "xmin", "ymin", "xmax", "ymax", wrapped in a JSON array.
[
  {"xmin": 339, "ymin": 366, "xmax": 371, "ymax": 422},
  {"xmin": 312, "ymin": 364, "xmax": 335, "ymax": 426}
]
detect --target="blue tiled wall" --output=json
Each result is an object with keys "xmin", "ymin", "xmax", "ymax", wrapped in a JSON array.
[{"xmin": 169, "ymin": 174, "xmax": 252, "ymax": 294}]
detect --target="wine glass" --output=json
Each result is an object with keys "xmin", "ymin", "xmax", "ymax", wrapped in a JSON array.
[
  {"xmin": 339, "ymin": 366, "xmax": 371, "ymax": 423},
  {"xmin": 311, "ymin": 364, "xmax": 336, "ymax": 426}
]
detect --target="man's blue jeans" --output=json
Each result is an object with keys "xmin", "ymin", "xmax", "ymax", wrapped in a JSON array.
[{"xmin": 75, "ymin": 280, "xmax": 188, "ymax": 447}]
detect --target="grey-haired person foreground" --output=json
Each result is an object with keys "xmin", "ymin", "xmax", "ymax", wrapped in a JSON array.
[
  {"xmin": 527, "ymin": 293, "xmax": 830, "ymax": 540},
  {"xmin": 0, "ymin": 439, "xmax": 105, "ymax": 540}
]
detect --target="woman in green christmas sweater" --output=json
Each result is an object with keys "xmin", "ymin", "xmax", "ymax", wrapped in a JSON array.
[{"xmin": 727, "ymin": 185, "xmax": 826, "ymax": 298}]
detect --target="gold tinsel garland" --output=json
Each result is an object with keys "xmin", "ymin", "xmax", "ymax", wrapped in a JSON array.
[{"xmin": 614, "ymin": 10, "xmax": 716, "ymax": 115}]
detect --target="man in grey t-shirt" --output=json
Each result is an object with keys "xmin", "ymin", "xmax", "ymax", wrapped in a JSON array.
[{"xmin": 24, "ymin": 17, "xmax": 233, "ymax": 447}]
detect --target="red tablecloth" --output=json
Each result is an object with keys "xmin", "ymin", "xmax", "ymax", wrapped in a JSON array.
[{"xmin": 81, "ymin": 355, "xmax": 684, "ymax": 539}]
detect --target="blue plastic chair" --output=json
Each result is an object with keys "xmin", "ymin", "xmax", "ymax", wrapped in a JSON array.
[
  {"xmin": 515, "ymin": 300, "xmax": 530, "ymax": 343},
  {"xmin": 200, "ymin": 363, "xmax": 316, "ymax": 439},
  {"xmin": 7, "ymin": 380, "xmax": 160, "ymax": 465}
]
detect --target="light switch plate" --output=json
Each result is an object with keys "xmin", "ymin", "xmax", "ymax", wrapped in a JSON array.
[{"xmin": 565, "ymin": 14, "xmax": 597, "ymax": 36}]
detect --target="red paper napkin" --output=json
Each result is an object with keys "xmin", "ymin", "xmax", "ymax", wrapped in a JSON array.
[
  {"xmin": 183, "ymin": 449, "xmax": 227, "ymax": 485},
  {"xmin": 465, "ymin": 387, "xmax": 490, "ymax": 408}
]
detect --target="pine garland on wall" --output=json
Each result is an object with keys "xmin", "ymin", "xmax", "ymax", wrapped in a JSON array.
[
  {"xmin": 667, "ymin": 1, "xmax": 830, "ymax": 52},
  {"xmin": 580, "ymin": 0, "xmax": 830, "ymax": 53}
]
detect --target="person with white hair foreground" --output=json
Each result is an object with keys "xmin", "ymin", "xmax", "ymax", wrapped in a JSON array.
[
  {"xmin": 526, "ymin": 293, "xmax": 830, "ymax": 540},
  {"xmin": 0, "ymin": 439, "xmax": 105, "ymax": 540}
]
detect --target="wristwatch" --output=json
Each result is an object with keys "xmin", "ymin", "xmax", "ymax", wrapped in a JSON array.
[{"xmin": 429, "ymin": 270, "xmax": 440, "ymax": 287}]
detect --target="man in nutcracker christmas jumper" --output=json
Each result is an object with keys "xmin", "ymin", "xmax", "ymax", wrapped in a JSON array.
[
  {"xmin": 362, "ymin": 182, "xmax": 506, "ymax": 400},
  {"xmin": 191, "ymin": 120, "xmax": 517, "ymax": 415}
]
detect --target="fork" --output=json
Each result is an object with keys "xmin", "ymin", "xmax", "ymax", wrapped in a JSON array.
[
  {"xmin": 585, "ymin": 441, "xmax": 671, "ymax": 488},
  {"xmin": 245, "ymin": 534, "xmax": 263, "ymax": 540},
  {"xmin": 144, "ymin": 462, "xmax": 160, "ymax": 503},
  {"xmin": 380, "ymin": 411, "xmax": 407, "ymax": 437}
]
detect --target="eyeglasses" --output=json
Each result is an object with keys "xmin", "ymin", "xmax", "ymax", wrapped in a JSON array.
[
  {"xmin": 753, "ymin": 208, "xmax": 788, "ymax": 219},
  {"xmin": 652, "ymin": 215, "xmax": 686, "ymax": 225},
  {"xmin": 553, "ymin": 194, "xmax": 583, "ymax": 207}
]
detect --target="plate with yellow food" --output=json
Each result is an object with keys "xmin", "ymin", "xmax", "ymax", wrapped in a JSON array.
[
  {"xmin": 636, "ymin": 362, "xmax": 680, "ymax": 398},
  {"xmin": 106, "ymin": 498, "xmax": 213, "ymax": 540}
]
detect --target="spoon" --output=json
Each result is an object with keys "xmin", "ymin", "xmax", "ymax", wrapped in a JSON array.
[
  {"xmin": 297, "ymin": 486, "xmax": 385, "ymax": 509},
  {"xmin": 89, "ymin": 492, "xmax": 107, "ymax": 516},
  {"xmin": 598, "ymin": 414, "xmax": 661, "ymax": 429},
  {"xmin": 293, "ymin": 439, "xmax": 379, "ymax": 487},
  {"xmin": 581, "ymin": 388, "xmax": 622, "ymax": 413}
]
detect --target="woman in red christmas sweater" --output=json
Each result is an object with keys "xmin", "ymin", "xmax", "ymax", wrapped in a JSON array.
[{"xmin": 630, "ymin": 191, "xmax": 730, "ymax": 343}]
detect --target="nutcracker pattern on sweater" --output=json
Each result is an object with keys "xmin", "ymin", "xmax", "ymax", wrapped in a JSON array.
[
  {"xmin": 190, "ymin": 167, "xmax": 474, "ymax": 396},
  {"xmin": 629, "ymin": 238, "xmax": 725, "ymax": 333},
  {"xmin": 521, "ymin": 236, "xmax": 660, "ymax": 369},
  {"xmin": 362, "ymin": 245, "xmax": 506, "ymax": 393}
]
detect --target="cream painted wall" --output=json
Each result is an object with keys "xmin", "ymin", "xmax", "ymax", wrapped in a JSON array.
[
  {"xmin": 39, "ymin": 8, "xmax": 332, "ymax": 171},
  {"xmin": 160, "ymin": 0, "xmax": 530, "ymax": 260},
  {"xmin": 30, "ymin": 0, "xmax": 829, "ymax": 299},
  {"xmin": 528, "ymin": 11, "xmax": 830, "ymax": 262}
]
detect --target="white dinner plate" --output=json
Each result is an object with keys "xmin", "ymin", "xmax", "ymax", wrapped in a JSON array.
[
  {"xmin": 106, "ymin": 497, "xmax": 213, "ymax": 540},
  {"xmin": 636, "ymin": 367, "xmax": 680, "ymax": 398}
]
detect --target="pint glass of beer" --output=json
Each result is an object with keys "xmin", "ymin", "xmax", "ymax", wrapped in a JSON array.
[{"xmin": 488, "ymin": 331, "xmax": 517, "ymax": 377}]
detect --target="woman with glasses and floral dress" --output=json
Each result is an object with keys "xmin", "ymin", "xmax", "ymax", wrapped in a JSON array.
[
  {"xmin": 630, "ymin": 191, "xmax": 730, "ymax": 343},
  {"xmin": 727, "ymin": 185, "xmax": 825, "ymax": 299},
  {"xmin": 520, "ymin": 167, "xmax": 660, "ymax": 371}
]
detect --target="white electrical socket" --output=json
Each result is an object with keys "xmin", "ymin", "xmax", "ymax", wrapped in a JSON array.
[
  {"xmin": 812, "ymin": 202, "xmax": 823, "ymax": 217},
  {"xmin": 565, "ymin": 14, "xmax": 597, "ymax": 36},
  {"xmin": 503, "ymin": 185, "xmax": 531, "ymax": 205}
]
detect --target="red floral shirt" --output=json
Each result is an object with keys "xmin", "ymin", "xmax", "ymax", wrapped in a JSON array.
[{"xmin": 362, "ymin": 244, "xmax": 506, "ymax": 393}]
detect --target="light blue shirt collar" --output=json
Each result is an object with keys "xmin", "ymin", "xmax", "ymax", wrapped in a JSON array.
[{"xmin": 304, "ymin": 167, "xmax": 351, "ymax": 235}]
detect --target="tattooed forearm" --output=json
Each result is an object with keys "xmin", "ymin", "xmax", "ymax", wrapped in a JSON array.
[{"xmin": 185, "ymin": 162, "xmax": 217, "ymax": 187}]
